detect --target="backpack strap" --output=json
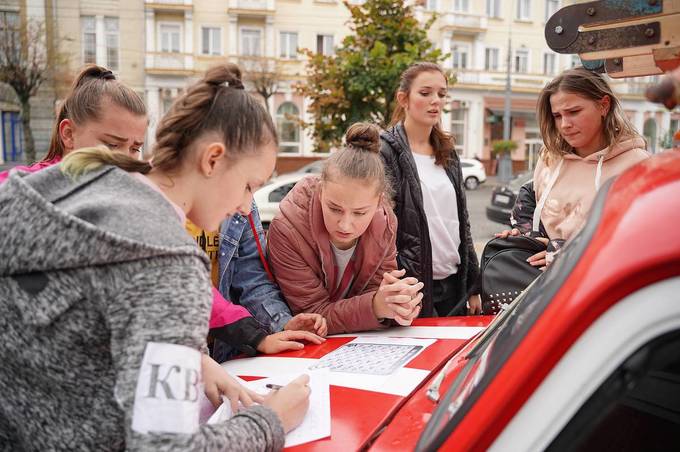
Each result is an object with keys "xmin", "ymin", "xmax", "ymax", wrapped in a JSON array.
[{"xmin": 247, "ymin": 213, "xmax": 274, "ymax": 282}]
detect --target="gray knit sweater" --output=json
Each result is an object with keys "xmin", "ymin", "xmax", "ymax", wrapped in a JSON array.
[{"xmin": 0, "ymin": 165, "xmax": 285, "ymax": 451}]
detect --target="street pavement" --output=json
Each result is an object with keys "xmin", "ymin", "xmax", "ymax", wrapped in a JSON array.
[{"xmin": 465, "ymin": 175, "xmax": 506, "ymax": 256}]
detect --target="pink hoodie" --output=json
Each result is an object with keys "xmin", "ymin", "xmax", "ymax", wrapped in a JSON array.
[{"xmin": 534, "ymin": 137, "xmax": 649, "ymax": 241}]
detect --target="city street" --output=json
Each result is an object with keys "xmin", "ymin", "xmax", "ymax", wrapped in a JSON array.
[{"xmin": 466, "ymin": 175, "xmax": 505, "ymax": 256}]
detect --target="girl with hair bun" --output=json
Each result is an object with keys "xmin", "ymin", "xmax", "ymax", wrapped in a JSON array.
[
  {"xmin": 267, "ymin": 122, "xmax": 424, "ymax": 335},
  {"xmin": 0, "ymin": 63, "xmax": 309, "ymax": 450},
  {"xmin": 0, "ymin": 64, "xmax": 147, "ymax": 183}
]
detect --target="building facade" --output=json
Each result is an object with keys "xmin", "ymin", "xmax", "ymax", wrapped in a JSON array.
[{"xmin": 4, "ymin": 0, "xmax": 678, "ymax": 167}]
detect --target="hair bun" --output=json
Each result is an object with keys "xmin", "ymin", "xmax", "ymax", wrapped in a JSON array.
[
  {"xmin": 204, "ymin": 63, "xmax": 245, "ymax": 90},
  {"xmin": 74, "ymin": 64, "xmax": 116, "ymax": 88},
  {"xmin": 345, "ymin": 122, "xmax": 381, "ymax": 153}
]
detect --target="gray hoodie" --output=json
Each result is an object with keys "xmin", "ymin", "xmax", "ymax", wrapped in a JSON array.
[{"xmin": 0, "ymin": 165, "xmax": 285, "ymax": 451}]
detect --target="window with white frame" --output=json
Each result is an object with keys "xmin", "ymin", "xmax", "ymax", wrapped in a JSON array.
[
  {"xmin": 104, "ymin": 17, "xmax": 119, "ymax": 70},
  {"xmin": 485, "ymin": 47, "xmax": 499, "ymax": 71},
  {"xmin": 240, "ymin": 29, "xmax": 262, "ymax": 56},
  {"xmin": 543, "ymin": 52, "xmax": 556, "ymax": 75},
  {"xmin": 0, "ymin": 11, "xmax": 20, "ymax": 64},
  {"xmin": 450, "ymin": 100, "xmax": 467, "ymax": 154},
  {"xmin": 486, "ymin": 0, "xmax": 501, "ymax": 18},
  {"xmin": 316, "ymin": 34, "xmax": 334, "ymax": 56},
  {"xmin": 452, "ymin": 44, "xmax": 469, "ymax": 70},
  {"xmin": 82, "ymin": 16, "xmax": 96, "ymax": 64},
  {"xmin": 201, "ymin": 27, "xmax": 221, "ymax": 56},
  {"xmin": 276, "ymin": 102, "xmax": 301, "ymax": 154},
  {"xmin": 545, "ymin": 0, "xmax": 560, "ymax": 21},
  {"xmin": 160, "ymin": 23, "xmax": 181, "ymax": 53},
  {"xmin": 425, "ymin": 0, "xmax": 438, "ymax": 12},
  {"xmin": 515, "ymin": 48, "xmax": 529, "ymax": 73},
  {"xmin": 516, "ymin": 0, "xmax": 531, "ymax": 20},
  {"xmin": 454, "ymin": 0, "xmax": 469, "ymax": 12},
  {"xmin": 280, "ymin": 32, "xmax": 298, "ymax": 59}
]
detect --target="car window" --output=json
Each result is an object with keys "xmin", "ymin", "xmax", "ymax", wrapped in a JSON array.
[
  {"xmin": 268, "ymin": 182, "xmax": 297, "ymax": 203},
  {"xmin": 548, "ymin": 330, "xmax": 680, "ymax": 451},
  {"xmin": 461, "ymin": 162, "xmax": 472, "ymax": 168},
  {"xmin": 416, "ymin": 177, "xmax": 613, "ymax": 451}
]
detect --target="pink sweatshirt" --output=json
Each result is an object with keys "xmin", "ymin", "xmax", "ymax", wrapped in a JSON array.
[{"xmin": 534, "ymin": 137, "xmax": 649, "ymax": 241}]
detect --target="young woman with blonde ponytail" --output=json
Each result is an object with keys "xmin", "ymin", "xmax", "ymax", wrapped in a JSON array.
[{"xmin": 0, "ymin": 64, "xmax": 308, "ymax": 450}]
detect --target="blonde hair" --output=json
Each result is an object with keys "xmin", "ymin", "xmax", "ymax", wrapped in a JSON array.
[
  {"xmin": 538, "ymin": 67, "xmax": 642, "ymax": 163},
  {"xmin": 390, "ymin": 62, "xmax": 455, "ymax": 167},
  {"xmin": 61, "ymin": 146, "xmax": 150, "ymax": 178},
  {"xmin": 321, "ymin": 122, "xmax": 392, "ymax": 199},
  {"xmin": 61, "ymin": 63, "xmax": 277, "ymax": 177}
]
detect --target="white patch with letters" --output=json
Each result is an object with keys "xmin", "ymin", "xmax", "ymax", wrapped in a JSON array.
[{"xmin": 132, "ymin": 342, "xmax": 202, "ymax": 434}]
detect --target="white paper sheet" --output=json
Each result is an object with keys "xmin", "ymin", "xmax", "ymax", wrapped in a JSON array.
[
  {"xmin": 246, "ymin": 370, "xmax": 331, "ymax": 447},
  {"xmin": 206, "ymin": 370, "xmax": 331, "ymax": 447},
  {"xmin": 221, "ymin": 357, "xmax": 318, "ymax": 378},
  {"xmin": 330, "ymin": 326, "xmax": 485, "ymax": 340}
]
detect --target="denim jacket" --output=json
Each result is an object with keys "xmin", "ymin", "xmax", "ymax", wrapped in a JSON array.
[{"xmin": 213, "ymin": 203, "xmax": 293, "ymax": 362}]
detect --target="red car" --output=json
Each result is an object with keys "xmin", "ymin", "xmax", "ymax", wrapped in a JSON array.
[{"xmin": 371, "ymin": 151, "xmax": 680, "ymax": 451}]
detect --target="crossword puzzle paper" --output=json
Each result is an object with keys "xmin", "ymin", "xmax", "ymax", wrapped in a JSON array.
[{"xmin": 310, "ymin": 337, "xmax": 434, "ymax": 375}]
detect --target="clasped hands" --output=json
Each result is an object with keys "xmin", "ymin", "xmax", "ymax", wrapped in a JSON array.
[{"xmin": 372, "ymin": 269, "xmax": 424, "ymax": 325}]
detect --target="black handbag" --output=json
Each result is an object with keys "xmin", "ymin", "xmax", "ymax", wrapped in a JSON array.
[{"xmin": 480, "ymin": 235, "xmax": 545, "ymax": 315}]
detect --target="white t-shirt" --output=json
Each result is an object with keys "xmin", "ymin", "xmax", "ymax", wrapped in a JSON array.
[
  {"xmin": 411, "ymin": 152, "xmax": 461, "ymax": 280},
  {"xmin": 331, "ymin": 242, "xmax": 357, "ymax": 299}
]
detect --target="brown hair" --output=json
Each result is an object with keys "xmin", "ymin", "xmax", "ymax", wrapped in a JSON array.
[
  {"xmin": 321, "ymin": 122, "xmax": 391, "ymax": 199},
  {"xmin": 44, "ymin": 64, "xmax": 147, "ymax": 162},
  {"xmin": 62, "ymin": 63, "xmax": 277, "ymax": 176},
  {"xmin": 537, "ymin": 66, "xmax": 642, "ymax": 163},
  {"xmin": 390, "ymin": 62, "xmax": 455, "ymax": 166}
]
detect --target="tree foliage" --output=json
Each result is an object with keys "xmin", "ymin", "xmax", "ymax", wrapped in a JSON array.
[
  {"xmin": 241, "ymin": 56, "xmax": 284, "ymax": 112},
  {"xmin": 296, "ymin": 0, "xmax": 448, "ymax": 152}
]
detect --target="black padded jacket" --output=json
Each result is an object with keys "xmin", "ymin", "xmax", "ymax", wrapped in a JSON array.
[{"xmin": 380, "ymin": 123, "xmax": 480, "ymax": 316}]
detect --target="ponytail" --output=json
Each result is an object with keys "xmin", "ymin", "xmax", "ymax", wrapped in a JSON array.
[
  {"xmin": 44, "ymin": 64, "xmax": 146, "ymax": 162},
  {"xmin": 152, "ymin": 63, "xmax": 276, "ymax": 173},
  {"xmin": 322, "ymin": 122, "xmax": 392, "ymax": 200},
  {"xmin": 61, "ymin": 146, "xmax": 151, "ymax": 179}
]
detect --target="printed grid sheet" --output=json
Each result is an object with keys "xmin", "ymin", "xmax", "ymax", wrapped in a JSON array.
[{"xmin": 309, "ymin": 342, "xmax": 424, "ymax": 375}]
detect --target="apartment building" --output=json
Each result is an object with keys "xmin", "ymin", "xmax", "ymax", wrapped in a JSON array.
[
  {"xmin": 420, "ymin": 0, "xmax": 678, "ymax": 171},
  {"xmin": 6, "ymin": 0, "xmax": 678, "ymax": 166}
]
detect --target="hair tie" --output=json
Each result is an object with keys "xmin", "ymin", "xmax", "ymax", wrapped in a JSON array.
[{"xmin": 100, "ymin": 70, "xmax": 115, "ymax": 80}]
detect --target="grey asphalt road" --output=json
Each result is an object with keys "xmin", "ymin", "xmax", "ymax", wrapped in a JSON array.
[{"xmin": 465, "ymin": 176, "xmax": 507, "ymax": 256}]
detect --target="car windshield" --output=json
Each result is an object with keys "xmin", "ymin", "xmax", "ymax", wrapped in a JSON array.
[{"xmin": 415, "ymin": 177, "xmax": 611, "ymax": 451}]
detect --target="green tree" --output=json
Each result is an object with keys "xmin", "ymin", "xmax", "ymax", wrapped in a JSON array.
[{"xmin": 297, "ymin": 0, "xmax": 448, "ymax": 152}]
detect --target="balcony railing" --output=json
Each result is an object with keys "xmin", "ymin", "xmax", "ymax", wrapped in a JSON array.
[
  {"xmin": 146, "ymin": 52, "xmax": 194, "ymax": 72},
  {"xmin": 228, "ymin": 0, "xmax": 275, "ymax": 10},
  {"xmin": 454, "ymin": 70, "xmax": 551, "ymax": 89},
  {"xmin": 146, "ymin": 0, "xmax": 192, "ymax": 4},
  {"xmin": 440, "ymin": 12, "xmax": 488, "ymax": 32}
]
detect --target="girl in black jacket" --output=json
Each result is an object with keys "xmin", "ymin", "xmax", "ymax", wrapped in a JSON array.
[{"xmin": 380, "ymin": 62, "xmax": 480, "ymax": 317}]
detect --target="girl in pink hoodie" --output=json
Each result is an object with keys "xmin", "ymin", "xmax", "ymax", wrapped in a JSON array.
[{"xmin": 501, "ymin": 67, "xmax": 649, "ymax": 268}]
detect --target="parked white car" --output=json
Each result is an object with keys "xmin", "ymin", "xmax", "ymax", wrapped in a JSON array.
[
  {"xmin": 460, "ymin": 158, "xmax": 487, "ymax": 190},
  {"xmin": 254, "ymin": 172, "xmax": 312, "ymax": 228}
]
